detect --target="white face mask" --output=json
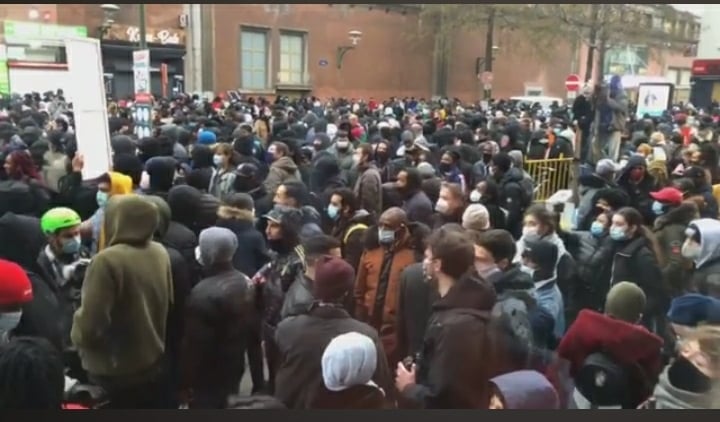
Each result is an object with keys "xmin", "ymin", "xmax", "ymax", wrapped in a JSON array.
[
  {"xmin": 139, "ymin": 171, "xmax": 150, "ymax": 190},
  {"xmin": 0, "ymin": 311, "xmax": 22, "ymax": 332},
  {"xmin": 435, "ymin": 199, "xmax": 450, "ymax": 214},
  {"xmin": 470, "ymin": 190, "xmax": 482, "ymax": 203},
  {"xmin": 522, "ymin": 226, "xmax": 538, "ymax": 239},
  {"xmin": 681, "ymin": 240, "xmax": 701, "ymax": 260},
  {"xmin": 195, "ymin": 246, "xmax": 204, "ymax": 267}
]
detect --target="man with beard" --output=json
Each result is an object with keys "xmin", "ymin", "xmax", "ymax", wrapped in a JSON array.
[
  {"xmin": 253, "ymin": 206, "xmax": 305, "ymax": 394},
  {"xmin": 396, "ymin": 168, "xmax": 433, "ymax": 227}
]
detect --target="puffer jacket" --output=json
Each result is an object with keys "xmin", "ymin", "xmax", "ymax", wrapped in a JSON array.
[{"xmin": 566, "ymin": 231, "xmax": 613, "ymax": 312}]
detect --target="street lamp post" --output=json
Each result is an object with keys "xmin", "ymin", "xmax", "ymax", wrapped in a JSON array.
[{"xmin": 138, "ymin": 3, "xmax": 147, "ymax": 49}]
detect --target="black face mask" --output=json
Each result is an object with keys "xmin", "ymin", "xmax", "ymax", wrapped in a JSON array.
[
  {"xmin": 669, "ymin": 356, "xmax": 712, "ymax": 394},
  {"xmin": 375, "ymin": 151, "xmax": 389, "ymax": 163},
  {"xmin": 482, "ymin": 154, "xmax": 493, "ymax": 163},
  {"xmin": 438, "ymin": 162, "xmax": 452, "ymax": 173}
]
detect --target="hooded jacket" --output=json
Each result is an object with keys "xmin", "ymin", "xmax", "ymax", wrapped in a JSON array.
[
  {"xmin": 651, "ymin": 364, "xmax": 715, "ymax": 409},
  {"xmin": 165, "ymin": 185, "xmax": 201, "ymax": 264},
  {"xmin": 616, "ymin": 155, "xmax": 655, "ymax": 224},
  {"xmin": 144, "ymin": 156, "xmax": 177, "ymax": 200},
  {"xmin": 496, "ymin": 168, "xmax": 527, "ymax": 237},
  {"xmin": 263, "ymin": 156, "xmax": 302, "ymax": 197},
  {"xmin": 688, "ymin": 219, "xmax": 720, "ymax": 297},
  {"xmin": 0, "ymin": 212, "xmax": 64, "ymax": 350},
  {"xmin": 490, "ymin": 370, "xmax": 560, "ymax": 409},
  {"xmin": 71, "ymin": 195, "xmax": 173, "ymax": 381},
  {"xmin": 143, "ymin": 195, "xmax": 194, "ymax": 394},
  {"xmin": 92, "ymin": 171, "xmax": 133, "ymax": 253},
  {"xmin": 558, "ymin": 310, "xmax": 663, "ymax": 408},
  {"xmin": 181, "ymin": 236, "xmax": 256, "ymax": 399},
  {"xmin": 653, "ymin": 202, "xmax": 698, "ymax": 296}
]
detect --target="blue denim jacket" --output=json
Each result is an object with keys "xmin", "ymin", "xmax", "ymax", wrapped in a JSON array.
[{"xmin": 533, "ymin": 279, "xmax": 566, "ymax": 339}]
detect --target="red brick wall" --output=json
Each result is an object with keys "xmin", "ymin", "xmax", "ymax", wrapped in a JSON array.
[
  {"xmin": 211, "ymin": 4, "xmax": 435, "ymax": 100},
  {"xmin": 446, "ymin": 28, "xmax": 575, "ymax": 101},
  {"xmin": 55, "ymin": 4, "xmax": 184, "ymax": 38}
]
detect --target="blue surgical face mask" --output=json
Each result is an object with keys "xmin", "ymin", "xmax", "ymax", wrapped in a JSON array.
[
  {"xmin": 213, "ymin": 154, "xmax": 224, "ymax": 167},
  {"xmin": 652, "ymin": 201, "xmax": 666, "ymax": 216},
  {"xmin": 610, "ymin": 226, "xmax": 627, "ymax": 241},
  {"xmin": 327, "ymin": 204, "xmax": 340, "ymax": 221},
  {"xmin": 378, "ymin": 228, "xmax": 395, "ymax": 245},
  {"xmin": 553, "ymin": 128, "xmax": 562, "ymax": 136},
  {"xmin": 96, "ymin": 191, "xmax": 109, "ymax": 208},
  {"xmin": 590, "ymin": 222, "xmax": 606, "ymax": 238},
  {"xmin": 61, "ymin": 235, "xmax": 81, "ymax": 255}
]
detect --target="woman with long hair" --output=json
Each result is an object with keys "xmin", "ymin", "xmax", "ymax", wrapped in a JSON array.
[
  {"xmin": 4, "ymin": 150, "xmax": 42, "ymax": 183},
  {"xmin": 607, "ymin": 207, "xmax": 669, "ymax": 333}
]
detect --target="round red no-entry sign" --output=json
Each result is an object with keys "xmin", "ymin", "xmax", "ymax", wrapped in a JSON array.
[{"xmin": 565, "ymin": 74, "xmax": 581, "ymax": 92}]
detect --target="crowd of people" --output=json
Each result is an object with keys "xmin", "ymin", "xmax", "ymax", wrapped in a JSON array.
[{"xmin": 1, "ymin": 83, "xmax": 720, "ymax": 410}]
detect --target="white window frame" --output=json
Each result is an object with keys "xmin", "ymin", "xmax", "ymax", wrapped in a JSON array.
[
  {"xmin": 278, "ymin": 31, "xmax": 307, "ymax": 85},
  {"xmin": 239, "ymin": 27, "xmax": 269, "ymax": 90}
]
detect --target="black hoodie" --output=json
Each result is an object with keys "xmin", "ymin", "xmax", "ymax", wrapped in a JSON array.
[{"xmin": 0, "ymin": 212, "xmax": 63, "ymax": 350}]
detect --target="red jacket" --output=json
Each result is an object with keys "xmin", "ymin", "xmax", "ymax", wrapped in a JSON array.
[{"xmin": 558, "ymin": 310, "xmax": 663, "ymax": 379}]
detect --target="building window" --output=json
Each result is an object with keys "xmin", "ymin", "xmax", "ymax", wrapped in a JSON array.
[
  {"xmin": 664, "ymin": 19, "xmax": 675, "ymax": 35},
  {"xmin": 677, "ymin": 21, "xmax": 687, "ymax": 38},
  {"xmin": 239, "ymin": 28, "xmax": 268, "ymax": 90},
  {"xmin": 666, "ymin": 68, "xmax": 679, "ymax": 85},
  {"xmin": 279, "ymin": 32, "xmax": 306, "ymax": 85},
  {"xmin": 679, "ymin": 69, "xmax": 691, "ymax": 86}
]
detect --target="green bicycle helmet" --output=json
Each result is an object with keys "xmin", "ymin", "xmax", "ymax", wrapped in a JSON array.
[{"xmin": 41, "ymin": 207, "xmax": 82, "ymax": 235}]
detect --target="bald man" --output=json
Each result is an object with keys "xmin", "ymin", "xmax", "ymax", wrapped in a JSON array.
[{"xmin": 355, "ymin": 207, "xmax": 419, "ymax": 365}]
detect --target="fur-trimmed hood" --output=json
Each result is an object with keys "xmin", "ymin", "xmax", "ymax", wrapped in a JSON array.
[
  {"xmin": 217, "ymin": 205, "xmax": 254, "ymax": 222},
  {"xmin": 653, "ymin": 201, "xmax": 699, "ymax": 231}
]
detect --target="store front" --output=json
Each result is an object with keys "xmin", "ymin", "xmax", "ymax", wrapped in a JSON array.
[
  {"xmin": 100, "ymin": 23, "xmax": 186, "ymax": 99},
  {"xmin": 0, "ymin": 20, "xmax": 88, "ymax": 98}
]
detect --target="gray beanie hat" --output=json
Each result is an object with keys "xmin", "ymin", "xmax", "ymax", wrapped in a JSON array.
[{"xmin": 197, "ymin": 227, "xmax": 238, "ymax": 267}]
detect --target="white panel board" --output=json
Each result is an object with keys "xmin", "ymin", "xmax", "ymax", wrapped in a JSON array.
[
  {"xmin": 8, "ymin": 68, "xmax": 73, "ymax": 101},
  {"xmin": 64, "ymin": 37, "xmax": 111, "ymax": 181}
]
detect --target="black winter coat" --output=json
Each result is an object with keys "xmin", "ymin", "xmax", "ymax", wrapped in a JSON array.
[
  {"xmin": 402, "ymin": 275, "xmax": 498, "ymax": 409},
  {"xmin": 181, "ymin": 268, "xmax": 256, "ymax": 394},
  {"xmin": 609, "ymin": 236, "xmax": 668, "ymax": 330},
  {"xmin": 396, "ymin": 263, "xmax": 438, "ymax": 360},
  {"xmin": 215, "ymin": 210, "xmax": 269, "ymax": 277}
]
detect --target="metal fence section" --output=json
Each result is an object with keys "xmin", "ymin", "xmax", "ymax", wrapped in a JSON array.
[{"xmin": 524, "ymin": 158, "xmax": 575, "ymax": 203}]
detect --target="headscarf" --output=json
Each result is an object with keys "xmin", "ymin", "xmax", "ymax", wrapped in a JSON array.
[{"xmin": 321, "ymin": 332, "xmax": 378, "ymax": 392}]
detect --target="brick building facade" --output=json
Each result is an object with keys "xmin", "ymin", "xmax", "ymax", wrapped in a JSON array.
[
  {"xmin": 0, "ymin": 3, "xmax": 698, "ymax": 101},
  {"xmin": 202, "ymin": 4, "xmax": 575, "ymax": 101}
]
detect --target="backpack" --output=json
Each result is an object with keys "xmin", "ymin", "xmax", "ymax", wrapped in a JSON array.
[
  {"xmin": 0, "ymin": 180, "xmax": 34, "ymax": 216},
  {"xmin": 518, "ymin": 175, "xmax": 534, "ymax": 208},
  {"xmin": 343, "ymin": 223, "xmax": 368, "ymax": 245},
  {"xmin": 573, "ymin": 352, "xmax": 632, "ymax": 409}
]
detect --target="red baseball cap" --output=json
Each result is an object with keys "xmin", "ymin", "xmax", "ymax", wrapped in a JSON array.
[
  {"xmin": 0, "ymin": 259, "xmax": 33, "ymax": 306},
  {"xmin": 650, "ymin": 187, "xmax": 684, "ymax": 205}
]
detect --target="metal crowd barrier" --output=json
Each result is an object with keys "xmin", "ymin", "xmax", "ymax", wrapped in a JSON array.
[{"xmin": 524, "ymin": 157, "xmax": 575, "ymax": 203}]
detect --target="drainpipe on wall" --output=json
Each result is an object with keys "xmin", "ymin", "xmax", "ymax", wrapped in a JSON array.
[
  {"xmin": 185, "ymin": 3, "xmax": 203, "ymax": 93},
  {"xmin": 199, "ymin": 4, "xmax": 214, "ymax": 94}
]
